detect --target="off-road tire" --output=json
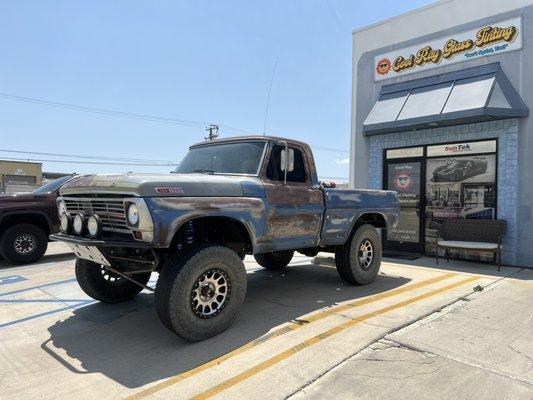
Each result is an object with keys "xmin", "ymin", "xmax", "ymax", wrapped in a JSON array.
[
  {"xmin": 254, "ymin": 250, "xmax": 294, "ymax": 270},
  {"xmin": 0, "ymin": 223, "xmax": 48, "ymax": 265},
  {"xmin": 75, "ymin": 259, "xmax": 150, "ymax": 303},
  {"xmin": 155, "ymin": 244, "xmax": 247, "ymax": 341},
  {"xmin": 335, "ymin": 224, "xmax": 382, "ymax": 285}
]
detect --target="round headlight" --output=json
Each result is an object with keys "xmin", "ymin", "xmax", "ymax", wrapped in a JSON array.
[
  {"xmin": 127, "ymin": 203, "xmax": 139, "ymax": 226},
  {"xmin": 87, "ymin": 215, "xmax": 101, "ymax": 238},
  {"xmin": 60, "ymin": 213, "xmax": 71, "ymax": 233},
  {"xmin": 58, "ymin": 200, "xmax": 67, "ymax": 216},
  {"xmin": 73, "ymin": 214, "xmax": 85, "ymax": 235}
]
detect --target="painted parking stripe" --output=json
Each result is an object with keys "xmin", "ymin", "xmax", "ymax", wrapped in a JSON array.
[
  {"xmin": 190, "ymin": 275, "xmax": 480, "ymax": 400},
  {"xmin": 0, "ymin": 275, "xmax": 27, "ymax": 286},
  {"xmin": 0, "ymin": 278, "xmax": 77, "ymax": 297},
  {"xmin": 124, "ymin": 272, "xmax": 456, "ymax": 400}
]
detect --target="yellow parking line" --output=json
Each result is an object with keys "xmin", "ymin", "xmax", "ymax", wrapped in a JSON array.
[
  {"xmin": 124, "ymin": 272, "xmax": 456, "ymax": 400},
  {"xmin": 191, "ymin": 275, "xmax": 479, "ymax": 400}
]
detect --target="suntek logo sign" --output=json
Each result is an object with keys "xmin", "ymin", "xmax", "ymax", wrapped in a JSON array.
[
  {"xmin": 427, "ymin": 140, "xmax": 496, "ymax": 157},
  {"xmin": 445, "ymin": 144, "xmax": 471, "ymax": 153}
]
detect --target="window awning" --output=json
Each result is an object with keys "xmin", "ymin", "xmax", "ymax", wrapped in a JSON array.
[{"xmin": 363, "ymin": 63, "xmax": 529, "ymax": 136}]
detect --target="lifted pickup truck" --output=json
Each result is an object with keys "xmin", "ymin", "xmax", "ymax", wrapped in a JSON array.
[{"xmin": 51, "ymin": 136, "xmax": 399, "ymax": 341}]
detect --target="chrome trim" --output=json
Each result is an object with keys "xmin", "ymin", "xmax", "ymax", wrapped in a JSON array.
[
  {"xmin": 59, "ymin": 196, "xmax": 154, "ymax": 242},
  {"xmin": 59, "ymin": 189, "xmax": 141, "ymax": 197}
]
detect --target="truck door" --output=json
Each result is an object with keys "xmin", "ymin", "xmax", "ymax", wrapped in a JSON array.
[{"xmin": 261, "ymin": 143, "xmax": 323, "ymax": 252}]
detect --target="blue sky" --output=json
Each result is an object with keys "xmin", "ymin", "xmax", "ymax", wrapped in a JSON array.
[{"xmin": 0, "ymin": 0, "xmax": 433, "ymax": 181}]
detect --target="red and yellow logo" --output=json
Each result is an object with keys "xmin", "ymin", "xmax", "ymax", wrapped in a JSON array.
[
  {"xmin": 394, "ymin": 173, "xmax": 414, "ymax": 192},
  {"xmin": 376, "ymin": 58, "xmax": 392, "ymax": 75}
]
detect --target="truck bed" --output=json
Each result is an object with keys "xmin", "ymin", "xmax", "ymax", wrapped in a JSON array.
[{"xmin": 319, "ymin": 188, "xmax": 399, "ymax": 246}]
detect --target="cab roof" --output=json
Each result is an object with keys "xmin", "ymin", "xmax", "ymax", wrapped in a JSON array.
[{"xmin": 190, "ymin": 135, "xmax": 309, "ymax": 149}]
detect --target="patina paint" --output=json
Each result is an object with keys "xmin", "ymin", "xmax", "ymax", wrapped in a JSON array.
[
  {"xmin": 146, "ymin": 196, "xmax": 266, "ymax": 252},
  {"xmin": 54, "ymin": 135, "xmax": 400, "ymax": 256}
]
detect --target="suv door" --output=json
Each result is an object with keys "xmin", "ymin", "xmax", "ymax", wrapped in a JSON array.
[{"xmin": 260, "ymin": 143, "xmax": 323, "ymax": 252}]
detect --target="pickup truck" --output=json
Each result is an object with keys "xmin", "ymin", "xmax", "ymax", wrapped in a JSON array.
[
  {"xmin": 51, "ymin": 136, "xmax": 399, "ymax": 341},
  {"xmin": 0, "ymin": 175, "xmax": 77, "ymax": 264}
]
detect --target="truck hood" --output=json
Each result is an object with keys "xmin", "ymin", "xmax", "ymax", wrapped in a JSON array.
[
  {"xmin": 0, "ymin": 192, "xmax": 42, "ymax": 203},
  {"xmin": 59, "ymin": 173, "xmax": 254, "ymax": 197},
  {"xmin": 0, "ymin": 192, "xmax": 51, "ymax": 211}
]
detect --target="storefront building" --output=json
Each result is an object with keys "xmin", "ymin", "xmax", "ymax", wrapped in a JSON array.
[{"xmin": 350, "ymin": 0, "xmax": 533, "ymax": 266}]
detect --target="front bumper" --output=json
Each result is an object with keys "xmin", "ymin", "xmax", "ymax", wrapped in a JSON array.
[{"xmin": 49, "ymin": 233, "xmax": 154, "ymax": 248}]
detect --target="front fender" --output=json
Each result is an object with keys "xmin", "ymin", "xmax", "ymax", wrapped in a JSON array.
[{"xmin": 145, "ymin": 197, "xmax": 266, "ymax": 252}]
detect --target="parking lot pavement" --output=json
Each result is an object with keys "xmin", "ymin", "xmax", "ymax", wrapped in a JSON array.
[
  {"xmin": 289, "ymin": 268, "xmax": 533, "ymax": 400},
  {"xmin": 0, "ymin": 243, "xmax": 530, "ymax": 400}
]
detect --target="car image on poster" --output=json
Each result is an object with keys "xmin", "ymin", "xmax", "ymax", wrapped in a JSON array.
[{"xmin": 431, "ymin": 159, "xmax": 488, "ymax": 182}]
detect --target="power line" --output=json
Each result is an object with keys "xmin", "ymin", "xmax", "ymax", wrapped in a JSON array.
[
  {"xmin": 0, "ymin": 148, "xmax": 178, "ymax": 164},
  {"xmin": 0, "ymin": 156, "xmax": 177, "ymax": 167},
  {"xmin": 325, "ymin": 0, "xmax": 346, "ymax": 36},
  {"xmin": 0, "ymin": 92, "xmax": 349, "ymax": 152},
  {"xmin": 0, "ymin": 92, "xmax": 253, "ymax": 136},
  {"xmin": 0, "ymin": 93, "xmax": 206, "ymax": 127}
]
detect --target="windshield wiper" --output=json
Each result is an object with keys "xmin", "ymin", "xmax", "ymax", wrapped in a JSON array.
[{"xmin": 193, "ymin": 169, "xmax": 215, "ymax": 174}]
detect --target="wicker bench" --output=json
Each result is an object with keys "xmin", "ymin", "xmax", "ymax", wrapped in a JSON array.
[{"xmin": 435, "ymin": 219, "xmax": 507, "ymax": 270}]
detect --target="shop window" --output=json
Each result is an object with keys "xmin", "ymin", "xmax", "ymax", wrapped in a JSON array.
[{"xmin": 425, "ymin": 149, "xmax": 497, "ymax": 260}]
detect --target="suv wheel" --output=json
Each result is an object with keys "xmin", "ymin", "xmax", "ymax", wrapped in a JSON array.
[
  {"xmin": 335, "ymin": 224, "xmax": 382, "ymax": 285},
  {"xmin": 254, "ymin": 250, "xmax": 294, "ymax": 270},
  {"xmin": 75, "ymin": 259, "xmax": 151, "ymax": 303},
  {"xmin": 155, "ymin": 244, "xmax": 247, "ymax": 341},
  {"xmin": 0, "ymin": 223, "xmax": 48, "ymax": 264}
]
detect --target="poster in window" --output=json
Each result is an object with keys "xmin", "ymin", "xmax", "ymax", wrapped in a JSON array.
[
  {"xmin": 388, "ymin": 163, "xmax": 420, "ymax": 206},
  {"xmin": 387, "ymin": 162, "xmax": 420, "ymax": 243},
  {"xmin": 426, "ymin": 155, "xmax": 496, "ymax": 184}
]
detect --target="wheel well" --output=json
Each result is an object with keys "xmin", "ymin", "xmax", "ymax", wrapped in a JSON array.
[
  {"xmin": 170, "ymin": 216, "xmax": 253, "ymax": 256},
  {"xmin": 354, "ymin": 213, "xmax": 387, "ymax": 231},
  {"xmin": 0, "ymin": 213, "xmax": 51, "ymax": 238}
]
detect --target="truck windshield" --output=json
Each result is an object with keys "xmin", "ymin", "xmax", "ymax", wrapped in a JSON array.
[{"xmin": 176, "ymin": 141, "xmax": 266, "ymax": 175}]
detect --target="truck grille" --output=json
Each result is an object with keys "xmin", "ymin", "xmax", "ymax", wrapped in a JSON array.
[{"xmin": 63, "ymin": 198, "xmax": 130, "ymax": 233}]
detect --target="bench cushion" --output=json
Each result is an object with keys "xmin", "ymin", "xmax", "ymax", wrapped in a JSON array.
[{"xmin": 437, "ymin": 240, "xmax": 499, "ymax": 250}]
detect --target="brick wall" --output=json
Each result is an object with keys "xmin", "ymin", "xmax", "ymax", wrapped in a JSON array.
[{"xmin": 367, "ymin": 119, "xmax": 518, "ymax": 265}]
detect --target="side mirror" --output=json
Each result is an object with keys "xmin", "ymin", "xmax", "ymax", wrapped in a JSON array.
[{"xmin": 280, "ymin": 148, "xmax": 294, "ymax": 173}]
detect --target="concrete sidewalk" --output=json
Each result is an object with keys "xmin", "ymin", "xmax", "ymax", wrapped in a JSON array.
[{"xmin": 290, "ymin": 268, "xmax": 533, "ymax": 400}]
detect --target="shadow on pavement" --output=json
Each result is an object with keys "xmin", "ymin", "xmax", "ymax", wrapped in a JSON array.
[
  {"xmin": 0, "ymin": 252, "xmax": 75, "ymax": 270},
  {"xmin": 43, "ymin": 263, "xmax": 409, "ymax": 389},
  {"xmin": 382, "ymin": 255, "xmax": 530, "ymax": 279}
]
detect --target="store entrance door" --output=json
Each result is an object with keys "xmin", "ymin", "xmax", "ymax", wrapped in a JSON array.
[{"xmin": 383, "ymin": 158, "xmax": 425, "ymax": 253}]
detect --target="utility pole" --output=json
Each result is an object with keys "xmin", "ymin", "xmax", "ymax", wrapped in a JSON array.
[{"xmin": 205, "ymin": 124, "xmax": 219, "ymax": 141}]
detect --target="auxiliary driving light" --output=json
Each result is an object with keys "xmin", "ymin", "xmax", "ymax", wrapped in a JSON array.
[
  {"xmin": 60, "ymin": 213, "xmax": 72, "ymax": 233},
  {"xmin": 73, "ymin": 214, "xmax": 85, "ymax": 235},
  {"xmin": 87, "ymin": 215, "xmax": 102, "ymax": 238}
]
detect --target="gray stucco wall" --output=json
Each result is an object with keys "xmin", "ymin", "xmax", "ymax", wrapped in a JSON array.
[
  {"xmin": 352, "ymin": 5, "xmax": 533, "ymax": 267},
  {"xmin": 367, "ymin": 119, "xmax": 518, "ymax": 265}
]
